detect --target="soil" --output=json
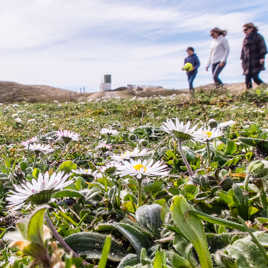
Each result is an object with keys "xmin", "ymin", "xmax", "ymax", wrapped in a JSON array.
[{"xmin": 0, "ymin": 81, "xmax": 249, "ymax": 103}]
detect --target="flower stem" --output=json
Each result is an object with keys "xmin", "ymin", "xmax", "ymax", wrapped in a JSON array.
[
  {"xmin": 206, "ymin": 141, "xmax": 211, "ymax": 167},
  {"xmin": 45, "ymin": 212, "xmax": 89, "ymax": 266},
  {"xmin": 137, "ymin": 179, "xmax": 143, "ymax": 207},
  {"xmin": 178, "ymin": 139, "xmax": 194, "ymax": 179}
]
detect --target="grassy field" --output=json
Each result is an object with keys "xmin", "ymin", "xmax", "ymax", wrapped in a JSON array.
[{"xmin": 0, "ymin": 87, "xmax": 268, "ymax": 267}]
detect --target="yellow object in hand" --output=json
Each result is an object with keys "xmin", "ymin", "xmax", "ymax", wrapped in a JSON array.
[{"xmin": 182, "ymin": 62, "xmax": 194, "ymax": 72}]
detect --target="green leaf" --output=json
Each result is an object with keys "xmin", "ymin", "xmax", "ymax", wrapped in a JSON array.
[
  {"xmin": 232, "ymin": 184, "xmax": 248, "ymax": 220},
  {"xmin": 239, "ymin": 137, "xmax": 268, "ymax": 154},
  {"xmin": 27, "ymin": 206, "xmax": 48, "ymax": 246},
  {"xmin": 170, "ymin": 195, "xmax": 213, "ymax": 268},
  {"xmin": 114, "ymin": 223, "xmax": 153, "ymax": 255},
  {"xmin": 224, "ymin": 140, "xmax": 237, "ymax": 155},
  {"xmin": 215, "ymin": 232, "xmax": 268, "ymax": 267},
  {"xmin": 153, "ymin": 251, "xmax": 167, "ymax": 268},
  {"xmin": 53, "ymin": 190, "xmax": 84, "ymax": 199},
  {"xmin": 58, "ymin": 211, "xmax": 78, "ymax": 226},
  {"xmin": 135, "ymin": 204, "xmax": 162, "ymax": 233},
  {"xmin": 118, "ymin": 254, "xmax": 139, "ymax": 268},
  {"xmin": 167, "ymin": 251, "xmax": 193, "ymax": 268},
  {"xmin": 64, "ymin": 232, "xmax": 126, "ymax": 262},
  {"xmin": 17, "ymin": 221, "xmax": 28, "ymax": 240},
  {"xmin": 98, "ymin": 235, "xmax": 111, "ymax": 268},
  {"xmin": 58, "ymin": 160, "xmax": 77, "ymax": 173},
  {"xmin": 189, "ymin": 210, "xmax": 248, "ymax": 232}
]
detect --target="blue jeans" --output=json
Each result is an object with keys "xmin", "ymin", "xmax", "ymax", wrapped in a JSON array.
[
  {"xmin": 187, "ymin": 70, "xmax": 198, "ymax": 90},
  {"xmin": 212, "ymin": 62, "xmax": 225, "ymax": 85}
]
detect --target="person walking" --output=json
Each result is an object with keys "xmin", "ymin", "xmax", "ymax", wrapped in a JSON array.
[
  {"xmin": 241, "ymin": 23, "xmax": 267, "ymax": 89},
  {"xmin": 206, "ymin": 27, "xmax": 230, "ymax": 87},
  {"xmin": 183, "ymin": 47, "xmax": 200, "ymax": 94}
]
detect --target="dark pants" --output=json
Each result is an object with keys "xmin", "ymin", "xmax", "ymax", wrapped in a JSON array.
[
  {"xmin": 245, "ymin": 71, "xmax": 263, "ymax": 89},
  {"xmin": 212, "ymin": 62, "xmax": 225, "ymax": 86},
  {"xmin": 187, "ymin": 70, "xmax": 198, "ymax": 91}
]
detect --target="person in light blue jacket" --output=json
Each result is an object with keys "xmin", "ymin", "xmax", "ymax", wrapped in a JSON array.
[{"xmin": 184, "ymin": 47, "xmax": 200, "ymax": 93}]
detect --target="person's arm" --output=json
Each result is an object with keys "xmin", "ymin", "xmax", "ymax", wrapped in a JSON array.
[
  {"xmin": 194, "ymin": 55, "xmax": 200, "ymax": 69},
  {"xmin": 221, "ymin": 38, "xmax": 230, "ymax": 63},
  {"xmin": 257, "ymin": 34, "xmax": 267, "ymax": 63},
  {"xmin": 206, "ymin": 48, "xmax": 213, "ymax": 70},
  {"xmin": 240, "ymin": 47, "xmax": 244, "ymax": 61}
]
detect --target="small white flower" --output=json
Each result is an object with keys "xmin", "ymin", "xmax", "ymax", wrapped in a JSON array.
[
  {"xmin": 6, "ymin": 171, "xmax": 73, "ymax": 210},
  {"xmin": 161, "ymin": 118, "xmax": 197, "ymax": 140},
  {"xmin": 112, "ymin": 148, "xmax": 152, "ymax": 162},
  {"xmin": 96, "ymin": 142, "xmax": 112, "ymax": 151},
  {"xmin": 14, "ymin": 117, "xmax": 22, "ymax": 124},
  {"xmin": 100, "ymin": 128, "xmax": 119, "ymax": 136},
  {"xmin": 56, "ymin": 130, "xmax": 79, "ymax": 142},
  {"xmin": 193, "ymin": 127, "xmax": 223, "ymax": 142},
  {"xmin": 21, "ymin": 136, "xmax": 39, "ymax": 147},
  {"xmin": 218, "ymin": 120, "xmax": 236, "ymax": 129},
  {"xmin": 72, "ymin": 168, "xmax": 93, "ymax": 176},
  {"xmin": 117, "ymin": 159, "xmax": 169, "ymax": 179},
  {"xmin": 26, "ymin": 143, "xmax": 54, "ymax": 154}
]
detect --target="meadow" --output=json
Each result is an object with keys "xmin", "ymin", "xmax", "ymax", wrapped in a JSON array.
[{"xmin": 0, "ymin": 87, "xmax": 268, "ymax": 268}]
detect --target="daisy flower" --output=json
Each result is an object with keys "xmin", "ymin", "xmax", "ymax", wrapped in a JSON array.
[
  {"xmin": 218, "ymin": 120, "xmax": 236, "ymax": 130},
  {"xmin": 100, "ymin": 128, "xmax": 119, "ymax": 136},
  {"xmin": 117, "ymin": 159, "xmax": 169, "ymax": 179},
  {"xmin": 193, "ymin": 127, "xmax": 223, "ymax": 142},
  {"xmin": 6, "ymin": 171, "xmax": 73, "ymax": 210},
  {"xmin": 26, "ymin": 143, "xmax": 54, "ymax": 154},
  {"xmin": 96, "ymin": 142, "xmax": 113, "ymax": 151},
  {"xmin": 111, "ymin": 148, "xmax": 153, "ymax": 162},
  {"xmin": 21, "ymin": 136, "xmax": 39, "ymax": 147},
  {"xmin": 161, "ymin": 118, "xmax": 197, "ymax": 140},
  {"xmin": 56, "ymin": 130, "xmax": 80, "ymax": 143}
]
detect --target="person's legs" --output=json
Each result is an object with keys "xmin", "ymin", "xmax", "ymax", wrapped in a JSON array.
[
  {"xmin": 252, "ymin": 72, "xmax": 264, "ymax": 85},
  {"xmin": 245, "ymin": 73, "xmax": 252, "ymax": 89},
  {"xmin": 212, "ymin": 62, "xmax": 225, "ymax": 86},
  {"xmin": 188, "ymin": 71, "xmax": 197, "ymax": 91}
]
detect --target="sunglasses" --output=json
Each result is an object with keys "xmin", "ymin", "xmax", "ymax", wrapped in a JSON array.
[{"xmin": 243, "ymin": 27, "xmax": 251, "ymax": 33}]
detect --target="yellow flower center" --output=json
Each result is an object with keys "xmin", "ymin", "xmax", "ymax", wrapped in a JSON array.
[
  {"xmin": 205, "ymin": 131, "xmax": 212, "ymax": 138},
  {"xmin": 133, "ymin": 164, "xmax": 147, "ymax": 172}
]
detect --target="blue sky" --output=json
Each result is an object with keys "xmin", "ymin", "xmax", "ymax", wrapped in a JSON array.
[{"xmin": 1, "ymin": 0, "xmax": 268, "ymax": 92}]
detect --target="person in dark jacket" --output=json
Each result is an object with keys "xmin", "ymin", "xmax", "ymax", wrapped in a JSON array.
[
  {"xmin": 184, "ymin": 47, "xmax": 200, "ymax": 93},
  {"xmin": 241, "ymin": 23, "xmax": 267, "ymax": 89}
]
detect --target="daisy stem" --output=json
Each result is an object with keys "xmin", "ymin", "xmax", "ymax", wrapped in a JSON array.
[
  {"xmin": 45, "ymin": 212, "xmax": 89, "ymax": 266},
  {"xmin": 178, "ymin": 139, "xmax": 194, "ymax": 178},
  {"xmin": 137, "ymin": 179, "xmax": 143, "ymax": 207},
  {"xmin": 33, "ymin": 153, "xmax": 37, "ymax": 168},
  {"xmin": 206, "ymin": 141, "xmax": 211, "ymax": 167}
]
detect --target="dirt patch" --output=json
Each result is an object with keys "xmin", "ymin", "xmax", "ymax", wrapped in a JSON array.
[
  {"xmin": 0, "ymin": 81, "xmax": 251, "ymax": 103},
  {"xmin": 0, "ymin": 81, "xmax": 81, "ymax": 103}
]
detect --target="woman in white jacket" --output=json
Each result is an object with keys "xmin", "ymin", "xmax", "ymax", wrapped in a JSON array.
[{"xmin": 206, "ymin": 27, "xmax": 230, "ymax": 87}]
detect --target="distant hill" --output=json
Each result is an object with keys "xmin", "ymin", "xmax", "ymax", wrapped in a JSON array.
[
  {"xmin": 0, "ymin": 81, "xmax": 79, "ymax": 103},
  {"xmin": 0, "ymin": 81, "xmax": 248, "ymax": 103}
]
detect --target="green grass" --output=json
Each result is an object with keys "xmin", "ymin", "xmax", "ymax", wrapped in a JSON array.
[{"xmin": 0, "ymin": 87, "xmax": 267, "ymax": 267}]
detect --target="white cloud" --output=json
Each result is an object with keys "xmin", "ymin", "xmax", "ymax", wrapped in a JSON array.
[{"xmin": 0, "ymin": 0, "xmax": 267, "ymax": 91}]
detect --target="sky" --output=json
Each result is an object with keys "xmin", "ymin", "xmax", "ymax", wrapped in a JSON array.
[{"xmin": 1, "ymin": 0, "xmax": 268, "ymax": 92}]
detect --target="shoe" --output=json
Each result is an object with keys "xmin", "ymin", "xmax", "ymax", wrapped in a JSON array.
[{"xmin": 189, "ymin": 89, "xmax": 195, "ymax": 96}]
